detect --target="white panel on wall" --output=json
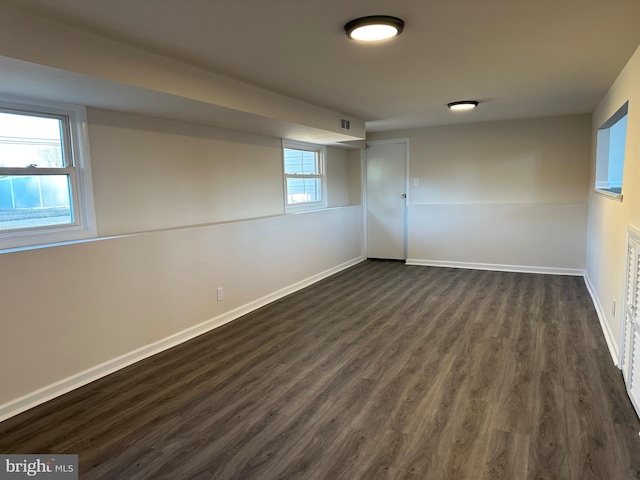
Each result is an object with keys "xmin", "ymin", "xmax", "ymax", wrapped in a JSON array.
[{"xmin": 406, "ymin": 203, "xmax": 587, "ymax": 272}]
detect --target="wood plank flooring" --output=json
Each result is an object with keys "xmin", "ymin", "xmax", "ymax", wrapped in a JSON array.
[{"xmin": 1, "ymin": 260, "xmax": 640, "ymax": 479}]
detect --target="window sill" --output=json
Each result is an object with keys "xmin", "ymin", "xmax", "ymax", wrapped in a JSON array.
[
  {"xmin": 594, "ymin": 188, "xmax": 623, "ymax": 202},
  {"xmin": 285, "ymin": 203, "xmax": 328, "ymax": 214}
]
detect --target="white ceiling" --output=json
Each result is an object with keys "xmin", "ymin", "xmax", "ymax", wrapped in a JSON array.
[{"xmin": 5, "ymin": 0, "xmax": 640, "ymax": 132}]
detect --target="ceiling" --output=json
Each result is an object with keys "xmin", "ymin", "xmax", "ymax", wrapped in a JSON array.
[{"xmin": 5, "ymin": 0, "xmax": 640, "ymax": 132}]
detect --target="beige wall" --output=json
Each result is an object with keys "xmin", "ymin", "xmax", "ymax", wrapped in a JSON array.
[
  {"xmin": 0, "ymin": 109, "xmax": 363, "ymax": 414},
  {"xmin": 326, "ymin": 146, "xmax": 350, "ymax": 207},
  {"xmin": 327, "ymin": 146, "xmax": 362, "ymax": 208},
  {"xmin": 348, "ymin": 149, "xmax": 363, "ymax": 206},
  {"xmin": 88, "ymin": 109, "xmax": 359, "ymax": 235},
  {"xmin": 368, "ymin": 115, "xmax": 591, "ymax": 271},
  {"xmin": 89, "ymin": 109, "xmax": 284, "ymax": 235},
  {"xmin": 586, "ymin": 44, "xmax": 640, "ymax": 362}
]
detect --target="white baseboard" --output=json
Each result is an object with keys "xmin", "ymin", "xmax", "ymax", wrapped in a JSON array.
[
  {"xmin": 0, "ymin": 256, "xmax": 365, "ymax": 423},
  {"xmin": 406, "ymin": 259, "xmax": 585, "ymax": 276},
  {"xmin": 583, "ymin": 272, "xmax": 620, "ymax": 366}
]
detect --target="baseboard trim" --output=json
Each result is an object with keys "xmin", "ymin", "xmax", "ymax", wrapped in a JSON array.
[
  {"xmin": 0, "ymin": 256, "xmax": 365, "ymax": 423},
  {"xmin": 406, "ymin": 259, "xmax": 585, "ymax": 277},
  {"xmin": 583, "ymin": 272, "xmax": 620, "ymax": 366}
]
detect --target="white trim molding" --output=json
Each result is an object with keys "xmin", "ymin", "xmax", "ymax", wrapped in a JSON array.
[
  {"xmin": 406, "ymin": 259, "xmax": 585, "ymax": 276},
  {"xmin": 282, "ymin": 139, "xmax": 327, "ymax": 213},
  {"xmin": 0, "ymin": 95, "xmax": 97, "ymax": 250},
  {"xmin": 0, "ymin": 256, "xmax": 364, "ymax": 423},
  {"xmin": 584, "ymin": 272, "xmax": 620, "ymax": 365},
  {"xmin": 593, "ymin": 188, "xmax": 623, "ymax": 202}
]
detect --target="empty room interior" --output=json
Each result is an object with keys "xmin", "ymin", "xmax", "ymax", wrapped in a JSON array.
[{"xmin": 2, "ymin": 0, "xmax": 640, "ymax": 478}]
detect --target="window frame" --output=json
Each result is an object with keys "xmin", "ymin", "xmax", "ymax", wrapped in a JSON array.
[
  {"xmin": 594, "ymin": 101, "xmax": 628, "ymax": 202},
  {"xmin": 0, "ymin": 95, "xmax": 96, "ymax": 251},
  {"xmin": 282, "ymin": 139, "xmax": 327, "ymax": 213}
]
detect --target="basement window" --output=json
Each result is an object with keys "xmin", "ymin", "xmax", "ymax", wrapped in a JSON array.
[
  {"xmin": 283, "ymin": 139, "xmax": 327, "ymax": 212},
  {"xmin": 594, "ymin": 102, "xmax": 628, "ymax": 201},
  {"xmin": 0, "ymin": 97, "xmax": 96, "ymax": 250}
]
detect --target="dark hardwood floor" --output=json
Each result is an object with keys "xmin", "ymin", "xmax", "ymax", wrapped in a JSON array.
[{"xmin": 2, "ymin": 260, "xmax": 640, "ymax": 479}]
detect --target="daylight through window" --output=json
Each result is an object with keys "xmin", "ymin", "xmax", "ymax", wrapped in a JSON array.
[
  {"xmin": 0, "ymin": 98, "xmax": 95, "ymax": 250},
  {"xmin": 595, "ymin": 102, "xmax": 628, "ymax": 198},
  {"xmin": 0, "ymin": 111, "xmax": 74, "ymax": 230},
  {"xmin": 283, "ymin": 140, "xmax": 326, "ymax": 211}
]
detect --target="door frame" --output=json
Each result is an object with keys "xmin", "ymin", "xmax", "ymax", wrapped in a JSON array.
[
  {"xmin": 621, "ymin": 225, "xmax": 640, "ymax": 370},
  {"xmin": 621, "ymin": 225, "xmax": 640, "ymax": 418},
  {"xmin": 363, "ymin": 138, "xmax": 410, "ymax": 260}
]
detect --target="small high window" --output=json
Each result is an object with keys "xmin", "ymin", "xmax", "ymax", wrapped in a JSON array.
[
  {"xmin": 283, "ymin": 140, "xmax": 326, "ymax": 212},
  {"xmin": 595, "ymin": 102, "xmax": 628, "ymax": 199},
  {"xmin": 0, "ymin": 97, "xmax": 96, "ymax": 250}
]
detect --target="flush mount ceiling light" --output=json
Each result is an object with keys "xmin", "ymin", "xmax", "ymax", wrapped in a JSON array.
[
  {"xmin": 447, "ymin": 100, "xmax": 479, "ymax": 111},
  {"xmin": 344, "ymin": 16, "xmax": 405, "ymax": 42}
]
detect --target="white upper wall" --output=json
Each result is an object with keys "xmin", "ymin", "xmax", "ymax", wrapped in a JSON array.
[
  {"xmin": 88, "ymin": 108, "xmax": 361, "ymax": 236},
  {"xmin": 88, "ymin": 108, "xmax": 284, "ymax": 235},
  {"xmin": 403, "ymin": 117, "xmax": 591, "ymax": 205},
  {"xmin": 586, "ymin": 44, "xmax": 640, "ymax": 359},
  {"xmin": 348, "ymin": 149, "xmax": 363, "ymax": 206},
  {"xmin": 368, "ymin": 115, "xmax": 591, "ymax": 271},
  {"xmin": 326, "ymin": 147, "xmax": 350, "ymax": 208}
]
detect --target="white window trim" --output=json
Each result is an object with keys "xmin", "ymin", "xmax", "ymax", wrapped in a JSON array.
[
  {"xmin": 0, "ymin": 95, "xmax": 96, "ymax": 251},
  {"xmin": 593, "ymin": 188, "xmax": 623, "ymax": 202},
  {"xmin": 594, "ymin": 101, "xmax": 628, "ymax": 199},
  {"xmin": 283, "ymin": 139, "xmax": 327, "ymax": 213}
]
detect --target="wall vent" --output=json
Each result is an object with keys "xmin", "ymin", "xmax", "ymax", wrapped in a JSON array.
[{"xmin": 340, "ymin": 118, "xmax": 351, "ymax": 131}]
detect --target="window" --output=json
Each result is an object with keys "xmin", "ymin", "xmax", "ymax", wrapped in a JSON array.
[
  {"xmin": 283, "ymin": 140, "xmax": 326, "ymax": 212},
  {"xmin": 0, "ymin": 97, "xmax": 96, "ymax": 250},
  {"xmin": 595, "ymin": 102, "xmax": 628, "ymax": 200}
]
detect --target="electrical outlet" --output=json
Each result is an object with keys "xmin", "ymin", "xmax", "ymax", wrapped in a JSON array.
[
  {"xmin": 217, "ymin": 287, "xmax": 224, "ymax": 302},
  {"xmin": 612, "ymin": 300, "xmax": 616, "ymax": 317}
]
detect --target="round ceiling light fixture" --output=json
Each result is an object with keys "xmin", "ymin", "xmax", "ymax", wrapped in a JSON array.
[
  {"xmin": 344, "ymin": 15, "xmax": 405, "ymax": 42},
  {"xmin": 447, "ymin": 100, "xmax": 479, "ymax": 111}
]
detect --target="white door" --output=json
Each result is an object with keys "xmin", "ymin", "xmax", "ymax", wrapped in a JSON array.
[
  {"xmin": 622, "ymin": 227, "xmax": 640, "ymax": 419},
  {"xmin": 366, "ymin": 141, "xmax": 407, "ymax": 260}
]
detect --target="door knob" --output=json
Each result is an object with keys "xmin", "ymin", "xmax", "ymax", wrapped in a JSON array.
[{"xmin": 401, "ymin": 193, "xmax": 407, "ymax": 198}]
